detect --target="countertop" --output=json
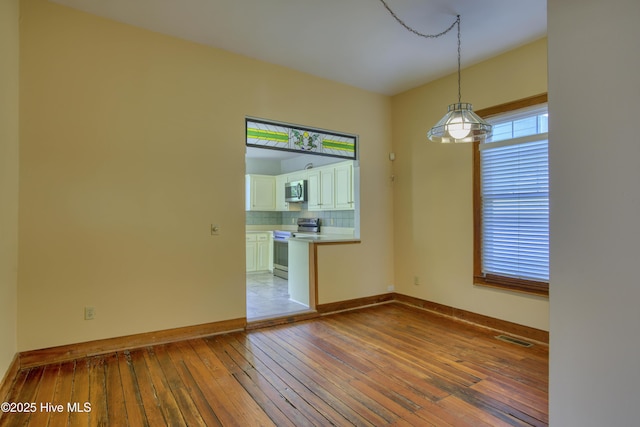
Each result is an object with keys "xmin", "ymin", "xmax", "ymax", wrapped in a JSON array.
[
  {"xmin": 245, "ymin": 227, "xmax": 359, "ymax": 244},
  {"xmin": 288, "ymin": 234, "xmax": 360, "ymax": 244}
]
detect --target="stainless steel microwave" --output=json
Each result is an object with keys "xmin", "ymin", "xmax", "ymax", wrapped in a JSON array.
[{"xmin": 285, "ymin": 180, "xmax": 307, "ymax": 203}]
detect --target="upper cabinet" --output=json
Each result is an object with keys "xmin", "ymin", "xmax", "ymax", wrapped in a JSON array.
[
  {"xmin": 334, "ymin": 162, "xmax": 355, "ymax": 210},
  {"xmin": 308, "ymin": 161, "xmax": 354, "ymax": 211},
  {"xmin": 307, "ymin": 168, "xmax": 334, "ymax": 210},
  {"xmin": 247, "ymin": 161, "xmax": 354, "ymax": 212},
  {"xmin": 274, "ymin": 175, "xmax": 288, "ymax": 211},
  {"xmin": 246, "ymin": 174, "xmax": 276, "ymax": 211}
]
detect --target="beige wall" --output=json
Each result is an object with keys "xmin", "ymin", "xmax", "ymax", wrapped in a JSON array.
[
  {"xmin": 0, "ymin": 0, "xmax": 20, "ymax": 380},
  {"xmin": 549, "ymin": 0, "xmax": 640, "ymax": 424},
  {"xmin": 391, "ymin": 39, "xmax": 550, "ymax": 331},
  {"xmin": 18, "ymin": 0, "xmax": 392, "ymax": 351},
  {"xmin": 14, "ymin": 0, "xmax": 549, "ymax": 354}
]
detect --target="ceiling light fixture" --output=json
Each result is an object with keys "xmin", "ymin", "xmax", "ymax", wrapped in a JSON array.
[{"xmin": 379, "ymin": 1, "xmax": 492, "ymax": 143}]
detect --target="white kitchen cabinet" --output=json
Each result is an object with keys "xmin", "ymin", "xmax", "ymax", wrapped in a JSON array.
[
  {"xmin": 306, "ymin": 170, "xmax": 320, "ymax": 210},
  {"xmin": 334, "ymin": 162, "xmax": 355, "ymax": 210},
  {"xmin": 245, "ymin": 234, "xmax": 257, "ymax": 272},
  {"xmin": 246, "ymin": 232, "xmax": 272, "ymax": 272},
  {"xmin": 320, "ymin": 169, "xmax": 335, "ymax": 209},
  {"xmin": 275, "ymin": 175, "xmax": 288, "ymax": 211},
  {"xmin": 307, "ymin": 161, "xmax": 354, "ymax": 211},
  {"xmin": 246, "ymin": 174, "xmax": 276, "ymax": 211},
  {"xmin": 256, "ymin": 233, "xmax": 271, "ymax": 271},
  {"xmin": 307, "ymin": 168, "xmax": 334, "ymax": 210}
]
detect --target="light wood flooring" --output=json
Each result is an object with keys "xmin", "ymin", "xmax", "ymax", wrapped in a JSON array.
[{"xmin": 0, "ymin": 303, "xmax": 548, "ymax": 426}]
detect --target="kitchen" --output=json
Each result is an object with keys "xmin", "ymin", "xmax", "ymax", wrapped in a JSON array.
[{"xmin": 245, "ymin": 119, "xmax": 360, "ymax": 320}]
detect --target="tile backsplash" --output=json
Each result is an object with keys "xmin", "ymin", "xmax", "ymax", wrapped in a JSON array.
[{"xmin": 246, "ymin": 210, "xmax": 354, "ymax": 228}]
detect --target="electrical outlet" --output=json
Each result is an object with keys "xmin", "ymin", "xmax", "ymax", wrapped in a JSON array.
[
  {"xmin": 387, "ymin": 284, "xmax": 395, "ymax": 292},
  {"xmin": 330, "ymin": 218, "xmax": 335, "ymax": 225},
  {"xmin": 210, "ymin": 224, "xmax": 220, "ymax": 235},
  {"xmin": 291, "ymin": 218, "xmax": 295, "ymax": 224},
  {"xmin": 414, "ymin": 276, "xmax": 420, "ymax": 286},
  {"xmin": 84, "ymin": 306, "xmax": 95, "ymax": 320}
]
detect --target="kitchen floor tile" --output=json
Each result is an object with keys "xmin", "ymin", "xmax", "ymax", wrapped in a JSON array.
[{"xmin": 246, "ymin": 272, "xmax": 309, "ymax": 320}]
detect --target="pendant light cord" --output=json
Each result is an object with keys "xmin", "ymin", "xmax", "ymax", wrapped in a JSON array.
[
  {"xmin": 378, "ymin": 0, "xmax": 461, "ymax": 102},
  {"xmin": 378, "ymin": 0, "xmax": 459, "ymax": 39},
  {"xmin": 456, "ymin": 15, "xmax": 461, "ymax": 103}
]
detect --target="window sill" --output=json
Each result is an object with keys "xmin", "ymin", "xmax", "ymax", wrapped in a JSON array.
[{"xmin": 474, "ymin": 276, "xmax": 549, "ymax": 298}]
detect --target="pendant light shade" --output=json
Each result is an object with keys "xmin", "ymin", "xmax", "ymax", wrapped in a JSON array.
[{"xmin": 427, "ymin": 103, "xmax": 492, "ymax": 143}]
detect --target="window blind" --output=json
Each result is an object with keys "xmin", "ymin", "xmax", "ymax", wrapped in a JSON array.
[{"xmin": 480, "ymin": 136, "xmax": 549, "ymax": 282}]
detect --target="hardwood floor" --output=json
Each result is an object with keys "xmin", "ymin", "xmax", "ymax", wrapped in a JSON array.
[{"xmin": 0, "ymin": 303, "xmax": 548, "ymax": 426}]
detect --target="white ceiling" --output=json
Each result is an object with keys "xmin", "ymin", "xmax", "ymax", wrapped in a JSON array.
[{"xmin": 51, "ymin": 0, "xmax": 547, "ymax": 96}]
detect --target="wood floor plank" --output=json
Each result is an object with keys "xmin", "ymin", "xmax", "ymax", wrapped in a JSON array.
[
  {"xmin": 0, "ymin": 368, "xmax": 28, "ymax": 427},
  {"xmin": 165, "ymin": 342, "xmax": 223, "ymax": 427},
  {"xmin": 142, "ymin": 348, "xmax": 187, "ymax": 426},
  {"xmin": 27, "ymin": 363, "xmax": 61, "ymax": 427},
  {"xmin": 224, "ymin": 333, "xmax": 344, "ymax": 426},
  {"xmin": 88, "ymin": 356, "xmax": 108, "ymax": 427},
  {"xmin": 323, "ymin": 311, "xmax": 485, "ymax": 388},
  {"xmin": 296, "ymin": 320, "xmax": 451, "ymax": 406},
  {"xmin": 128, "ymin": 348, "xmax": 170, "ymax": 426},
  {"xmin": 0, "ymin": 303, "xmax": 548, "ymax": 427},
  {"xmin": 436, "ymin": 394, "xmax": 520, "ymax": 427},
  {"xmin": 281, "ymin": 321, "xmax": 378, "ymax": 374},
  {"xmin": 266, "ymin": 325, "xmax": 416, "ymax": 424},
  {"xmin": 202, "ymin": 336, "xmax": 299, "ymax": 427},
  {"xmin": 200, "ymin": 335, "xmax": 280, "ymax": 425},
  {"xmin": 414, "ymin": 398, "xmax": 484, "ymax": 427},
  {"xmin": 185, "ymin": 340, "xmax": 273, "ymax": 425},
  {"xmin": 117, "ymin": 351, "xmax": 149, "ymax": 427},
  {"xmin": 247, "ymin": 331, "xmax": 382, "ymax": 426},
  {"xmin": 470, "ymin": 375, "xmax": 549, "ymax": 424},
  {"xmin": 390, "ymin": 412, "xmax": 444, "ymax": 427},
  {"xmin": 253, "ymin": 327, "xmax": 392, "ymax": 425},
  {"xmin": 153, "ymin": 344, "xmax": 207, "ymax": 427},
  {"xmin": 104, "ymin": 353, "xmax": 128, "ymax": 427},
  {"xmin": 68, "ymin": 358, "xmax": 90, "ymax": 426},
  {"xmin": 3, "ymin": 366, "xmax": 44, "ymax": 427},
  {"xmin": 47, "ymin": 361, "xmax": 75, "ymax": 427}
]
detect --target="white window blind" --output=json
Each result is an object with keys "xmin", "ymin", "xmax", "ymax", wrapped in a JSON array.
[{"xmin": 480, "ymin": 106, "xmax": 549, "ymax": 283}]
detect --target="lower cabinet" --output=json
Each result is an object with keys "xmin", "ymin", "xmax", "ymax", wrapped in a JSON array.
[{"xmin": 246, "ymin": 232, "xmax": 272, "ymax": 272}]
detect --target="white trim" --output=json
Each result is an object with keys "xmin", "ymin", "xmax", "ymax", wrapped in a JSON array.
[
  {"xmin": 479, "ymin": 133, "xmax": 549, "ymax": 150},
  {"xmin": 485, "ymin": 103, "xmax": 548, "ymax": 123}
]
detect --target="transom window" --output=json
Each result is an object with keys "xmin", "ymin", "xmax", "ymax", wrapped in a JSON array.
[{"xmin": 473, "ymin": 95, "xmax": 549, "ymax": 296}]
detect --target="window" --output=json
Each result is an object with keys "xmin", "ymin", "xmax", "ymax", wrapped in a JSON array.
[{"xmin": 473, "ymin": 95, "xmax": 549, "ymax": 296}]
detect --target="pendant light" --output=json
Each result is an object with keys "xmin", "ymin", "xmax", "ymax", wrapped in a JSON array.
[
  {"xmin": 378, "ymin": 1, "xmax": 492, "ymax": 143},
  {"xmin": 427, "ymin": 16, "xmax": 492, "ymax": 143}
]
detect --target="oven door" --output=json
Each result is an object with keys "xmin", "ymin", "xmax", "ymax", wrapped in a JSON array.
[{"xmin": 273, "ymin": 239, "xmax": 289, "ymax": 279}]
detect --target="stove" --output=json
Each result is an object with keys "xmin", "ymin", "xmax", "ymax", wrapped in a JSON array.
[
  {"xmin": 295, "ymin": 217, "xmax": 321, "ymax": 234},
  {"xmin": 273, "ymin": 230, "xmax": 293, "ymax": 241},
  {"xmin": 273, "ymin": 230, "xmax": 292, "ymax": 279},
  {"xmin": 272, "ymin": 218, "xmax": 320, "ymax": 279}
]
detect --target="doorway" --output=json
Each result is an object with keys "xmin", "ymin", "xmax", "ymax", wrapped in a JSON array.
[{"xmin": 244, "ymin": 118, "xmax": 359, "ymax": 321}]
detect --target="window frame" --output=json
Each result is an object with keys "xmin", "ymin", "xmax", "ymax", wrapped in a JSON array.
[{"xmin": 473, "ymin": 93, "xmax": 549, "ymax": 297}]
